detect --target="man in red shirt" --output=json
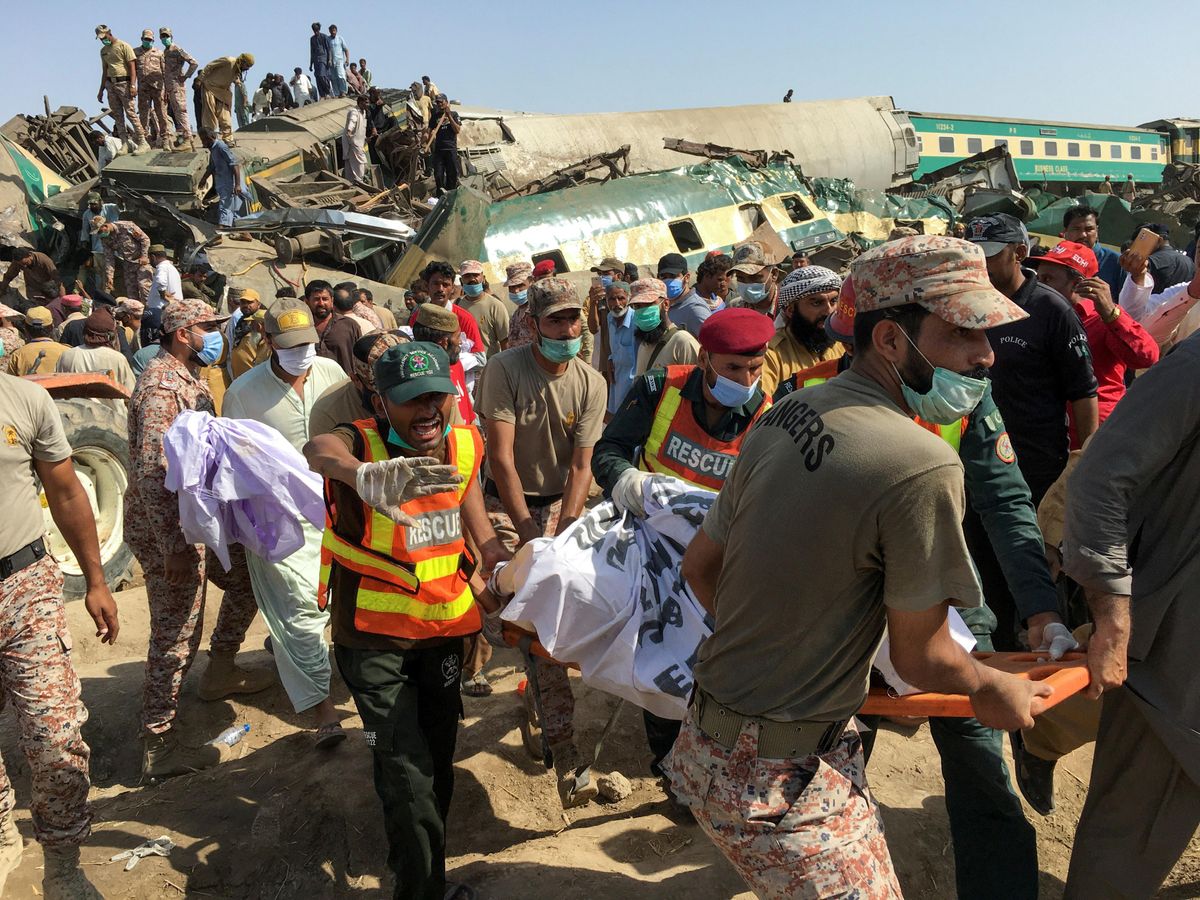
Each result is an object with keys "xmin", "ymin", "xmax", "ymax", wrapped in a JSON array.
[
  {"xmin": 408, "ymin": 261, "xmax": 483, "ymax": 353},
  {"xmin": 1033, "ymin": 241, "xmax": 1159, "ymax": 447}
]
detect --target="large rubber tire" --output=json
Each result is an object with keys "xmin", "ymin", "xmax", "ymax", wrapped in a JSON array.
[{"xmin": 48, "ymin": 399, "xmax": 135, "ymax": 599}]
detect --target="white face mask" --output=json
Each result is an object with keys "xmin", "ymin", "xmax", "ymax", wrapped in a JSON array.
[{"xmin": 275, "ymin": 343, "xmax": 316, "ymax": 376}]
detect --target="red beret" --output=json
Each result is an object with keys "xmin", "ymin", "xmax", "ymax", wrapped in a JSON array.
[
  {"xmin": 698, "ymin": 307, "xmax": 775, "ymax": 355},
  {"xmin": 531, "ymin": 259, "xmax": 556, "ymax": 278}
]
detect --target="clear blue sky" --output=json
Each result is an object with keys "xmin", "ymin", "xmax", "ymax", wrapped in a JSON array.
[{"xmin": 6, "ymin": 0, "xmax": 1194, "ymax": 128}]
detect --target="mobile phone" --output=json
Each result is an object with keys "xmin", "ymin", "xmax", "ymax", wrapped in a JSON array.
[{"xmin": 1130, "ymin": 228, "xmax": 1161, "ymax": 258}]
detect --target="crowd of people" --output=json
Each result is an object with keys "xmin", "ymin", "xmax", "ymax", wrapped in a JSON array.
[{"xmin": 1, "ymin": 188, "xmax": 1199, "ymax": 899}]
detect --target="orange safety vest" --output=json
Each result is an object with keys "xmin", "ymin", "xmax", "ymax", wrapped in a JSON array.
[
  {"xmin": 792, "ymin": 361, "xmax": 968, "ymax": 452},
  {"xmin": 639, "ymin": 365, "xmax": 772, "ymax": 490},
  {"xmin": 318, "ymin": 419, "xmax": 483, "ymax": 641}
]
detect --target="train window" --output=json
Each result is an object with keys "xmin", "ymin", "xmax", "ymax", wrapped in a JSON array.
[
  {"xmin": 1151, "ymin": 147, "xmax": 1159, "ymax": 160},
  {"xmin": 1045, "ymin": 141, "xmax": 1058, "ymax": 157},
  {"xmin": 669, "ymin": 219, "xmax": 704, "ymax": 253},
  {"xmin": 1019, "ymin": 140, "xmax": 1034, "ymax": 155},
  {"xmin": 738, "ymin": 204, "xmax": 766, "ymax": 232},
  {"xmin": 994, "ymin": 138, "xmax": 1008, "ymax": 149},
  {"xmin": 1130, "ymin": 146, "xmax": 1142, "ymax": 160},
  {"xmin": 967, "ymin": 138, "xmax": 983, "ymax": 154},
  {"xmin": 781, "ymin": 195, "xmax": 814, "ymax": 224},
  {"xmin": 916, "ymin": 135, "xmax": 924, "ymax": 152},
  {"xmin": 1089, "ymin": 143, "xmax": 1102, "ymax": 158},
  {"xmin": 531, "ymin": 250, "xmax": 568, "ymax": 273},
  {"xmin": 1068, "ymin": 143, "xmax": 1080, "ymax": 157},
  {"xmin": 1111, "ymin": 145, "xmax": 1122, "ymax": 159},
  {"xmin": 938, "ymin": 136, "xmax": 955, "ymax": 153}
]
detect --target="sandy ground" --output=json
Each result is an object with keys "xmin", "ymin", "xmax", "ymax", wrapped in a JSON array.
[{"xmin": 1, "ymin": 583, "xmax": 1197, "ymax": 899}]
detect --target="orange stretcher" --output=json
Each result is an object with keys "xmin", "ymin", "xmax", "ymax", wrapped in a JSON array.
[{"xmin": 502, "ymin": 623, "xmax": 1091, "ymax": 719}]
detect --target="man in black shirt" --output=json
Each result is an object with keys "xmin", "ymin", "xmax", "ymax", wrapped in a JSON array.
[
  {"xmin": 428, "ymin": 94, "xmax": 461, "ymax": 194},
  {"xmin": 1138, "ymin": 223, "xmax": 1196, "ymax": 293},
  {"xmin": 965, "ymin": 214, "xmax": 1098, "ymax": 651}
]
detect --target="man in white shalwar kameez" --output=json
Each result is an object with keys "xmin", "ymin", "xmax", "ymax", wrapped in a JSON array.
[
  {"xmin": 221, "ymin": 298, "xmax": 350, "ymax": 747},
  {"xmin": 342, "ymin": 94, "xmax": 368, "ymax": 186}
]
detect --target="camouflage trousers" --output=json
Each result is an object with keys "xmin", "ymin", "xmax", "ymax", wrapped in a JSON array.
[
  {"xmin": 127, "ymin": 521, "xmax": 259, "ymax": 735},
  {"xmin": 0, "ymin": 555, "xmax": 91, "ymax": 846},
  {"xmin": 164, "ymin": 81, "xmax": 192, "ymax": 141},
  {"xmin": 483, "ymin": 494, "xmax": 574, "ymax": 745},
  {"xmin": 137, "ymin": 78, "xmax": 173, "ymax": 147},
  {"xmin": 120, "ymin": 259, "xmax": 153, "ymax": 303},
  {"xmin": 104, "ymin": 78, "xmax": 146, "ymax": 144},
  {"xmin": 666, "ymin": 715, "xmax": 902, "ymax": 899}
]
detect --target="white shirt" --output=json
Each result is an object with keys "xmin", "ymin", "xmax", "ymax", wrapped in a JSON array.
[
  {"xmin": 147, "ymin": 259, "xmax": 182, "ymax": 311},
  {"xmin": 222, "ymin": 356, "xmax": 347, "ymax": 451},
  {"xmin": 291, "ymin": 73, "xmax": 313, "ymax": 105},
  {"xmin": 1118, "ymin": 271, "xmax": 1199, "ymax": 346},
  {"xmin": 98, "ymin": 135, "xmax": 124, "ymax": 170}
]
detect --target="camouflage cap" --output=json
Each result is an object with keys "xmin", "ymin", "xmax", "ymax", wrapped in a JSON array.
[
  {"xmin": 628, "ymin": 278, "xmax": 667, "ymax": 305},
  {"xmin": 528, "ymin": 277, "xmax": 583, "ymax": 318},
  {"xmin": 458, "ymin": 259, "xmax": 484, "ymax": 276},
  {"xmin": 729, "ymin": 241, "xmax": 771, "ymax": 275},
  {"xmin": 504, "ymin": 262, "xmax": 532, "ymax": 286},
  {"xmin": 354, "ymin": 331, "xmax": 409, "ymax": 390},
  {"xmin": 161, "ymin": 298, "xmax": 229, "ymax": 333},
  {"xmin": 159, "ymin": 26, "xmax": 172, "ymax": 37},
  {"xmin": 95, "ymin": 24, "xmax": 111, "ymax": 37},
  {"xmin": 0, "ymin": 302, "xmax": 20, "ymax": 319},
  {"xmin": 264, "ymin": 298, "xmax": 318, "ymax": 348},
  {"xmin": 118, "ymin": 298, "xmax": 145, "ymax": 316},
  {"xmin": 141, "ymin": 28, "xmax": 154, "ymax": 40},
  {"xmin": 849, "ymin": 235, "xmax": 1027, "ymax": 330}
]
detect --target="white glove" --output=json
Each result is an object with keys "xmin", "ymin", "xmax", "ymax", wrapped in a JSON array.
[
  {"xmin": 1036, "ymin": 622, "xmax": 1081, "ymax": 661},
  {"xmin": 611, "ymin": 467, "xmax": 649, "ymax": 517},
  {"xmin": 355, "ymin": 456, "xmax": 462, "ymax": 525}
]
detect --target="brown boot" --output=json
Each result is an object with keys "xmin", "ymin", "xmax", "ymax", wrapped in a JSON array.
[
  {"xmin": 550, "ymin": 741, "xmax": 598, "ymax": 810},
  {"xmin": 42, "ymin": 845, "xmax": 102, "ymax": 900},
  {"xmin": 197, "ymin": 650, "xmax": 275, "ymax": 701},
  {"xmin": 142, "ymin": 729, "xmax": 225, "ymax": 779},
  {"xmin": 0, "ymin": 814, "xmax": 22, "ymax": 896}
]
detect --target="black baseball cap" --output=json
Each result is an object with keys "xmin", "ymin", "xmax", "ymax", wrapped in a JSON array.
[
  {"xmin": 964, "ymin": 213, "xmax": 1030, "ymax": 257},
  {"xmin": 374, "ymin": 342, "xmax": 456, "ymax": 405},
  {"xmin": 656, "ymin": 252, "xmax": 687, "ymax": 277}
]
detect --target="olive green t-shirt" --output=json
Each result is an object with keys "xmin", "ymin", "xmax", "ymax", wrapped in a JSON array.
[
  {"xmin": 457, "ymin": 293, "xmax": 510, "ymax": 359},
  {"xmin": 476, "ymin": 343, "xmax": 606, "ymax": 497},
  {"xmin": 0, "ymin": 374, "xmax": 72, "ymax": 558},
  {"xmin": 695, "ymin": 370, "xmax": 983, "ymax": 723}
]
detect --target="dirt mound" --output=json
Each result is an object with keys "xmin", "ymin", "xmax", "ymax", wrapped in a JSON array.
[{"xmin": 1, "ymin": 585, "xmax": 1196, "ymax": 898}]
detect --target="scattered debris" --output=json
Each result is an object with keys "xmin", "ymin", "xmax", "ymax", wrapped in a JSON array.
[
  {"xmin": 109, "ymin": 836, "xmax": 174, "ymax": 871},
  {"xmin": 596, "ymin": 772, "xmax": 632, "ymax": 803}
]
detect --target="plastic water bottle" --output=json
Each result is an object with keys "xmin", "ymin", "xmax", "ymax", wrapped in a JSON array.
[{"xmin": 211, "ymin": 724, "xmax": 251, "ymax": 747}]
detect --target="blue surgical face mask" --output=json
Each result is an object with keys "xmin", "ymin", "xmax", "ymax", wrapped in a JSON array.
[
  {"xmin": 632, "ymin": 304, "xmax": 661, "ymax": 332},
  {"xmin": 706, "ymin": 364, "xmax": 759, "ymax": 408},
  {"xmin": 664, "ymin": 276, "xmax": 684, "ymax": 300},
  {"xmin": 892, "ymin": 327, "xmax": 988, "ymax": 425},
  {"xmin": 510, "ymin": 290, "xmax": 528, "ymax": 305},
  {"xmin": 539, "ymin": 335, "xmax": 581, "ymax": 362},
  {"xmin": 600, "ymin": 275, "xmax": 614, "ymax": 288},
  {"xmin": 461, "ymin": 282, "xmax": 484, "ymax": 298},
  {"xmin": 190, "ymin": 328, "xmax": 223, "ymax": 365},
  {"xmin": 737, "ymin": 282, "xmax": 768, "ymax": 303},
  {"xmin": 162, "ymin": 37, "xmax": 172, "ymax": 47}
]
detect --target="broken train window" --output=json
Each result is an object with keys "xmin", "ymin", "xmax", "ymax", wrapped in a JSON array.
[{"xmin": 668, "ymin": 219, "xmax": 704, "ymax": 253}]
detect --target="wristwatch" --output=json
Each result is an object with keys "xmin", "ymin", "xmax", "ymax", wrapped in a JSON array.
[{"xmin": 1101, "ymin": 306, "xmax": 1122, "ymax": 324}]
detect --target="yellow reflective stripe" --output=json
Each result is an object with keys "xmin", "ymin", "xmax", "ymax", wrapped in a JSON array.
[
  {"xmin": 450, "ymin": 427, "xmax": 474, "ymax": 500},
  {"xmin": 413, "ymin": 553, "xmax": 462, "ymax": 582},
  {"xmin": 640, "ymin": 385, "xmax": 682, "ymax": 472},
  {"xmin": 939, "ymin": 421, "xmax": 963, "ymax": 453},
  {"xmin": 802, "ymin": 376, "xmax": 828, "ymax": 388},
  {"xmin": 322, "ymin": 528, "xmax": 419, "ymax": 589},
  {"xmin": 355, "ymin": 583, "xmax": 474, "ymax": 619}
]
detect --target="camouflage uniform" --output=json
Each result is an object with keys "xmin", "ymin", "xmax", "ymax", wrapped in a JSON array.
[
  {"xmin": 99, "ymin": 38, "xmax": 148, "ymax": 146},
  {"xmin": 134, "ymin": 44, "xmax": 173, "ymax": 148},
  {"xmin": 0, "ymin": 555, "xmax": 92, "ymax": 846},
  {"xmin": 483, "ymin": 495, "xmax": 575, "ymax": 744},
  {"xmin": 666, "ymin": 717, "xmax": 902, "ymax": 899},
  {"xmin": 162, "ymin": 41, "xmax": 198, "ymax": 142},
  {"xmin": 100, "ymin": 220, "xmax": 153, "ymax": 303},
  {"xmin": 126, "ymin": 349, "xmax": 259, "ymax": 734},
  {"xmin": 0, "ymin": 326, "xmax": 23, "ymax": 356}
]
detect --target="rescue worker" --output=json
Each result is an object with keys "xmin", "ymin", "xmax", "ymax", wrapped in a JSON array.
[
  {"xmin": 760, "ymin": 265, "xmax": 845, "ymax": 397},
  {"xmin": 670, "ymin": 235, "xmax": 1051, "ymax": 898},
  {"xmin": 127, "ymin": 299, "xmax": 270, "ymax": 778},
  {"xmin": 778, "ymin": 275, "xmax": 1069, "ymax": 899},
  {"xmin": 304, "ymin": 342, "xmax": 508, "ymax": 900},
  {"xmin": 79, "ymin": 192, "xmax": 119, "ymax": 294},
  {"xmin": 8, "ymin": 307, "xmax": 68, "ymax": 375},
  {"xmin": 133, "ymin": 29, "xmax": 172, "ymax": 149},
  {"xmin": 94, "ymin": 217, "xmax": 153, "ymax": 303},
  {"xmin": 196, "ymin": 53, "xmax": 255, "ymax": 143},
  {"xmin": 94, "ymin": 25, "xmax": 150, "ymax": 154},
  {"xmin": 592, "ymin": 306, "xmax": 775, "ymax": 776},
  {"xmin": 0, "ymin": 372, "xmax": 119, "ymax": 899},
  {"xmin": 159, "ymin": 27, "xmax": 199, "ymax": 149}
]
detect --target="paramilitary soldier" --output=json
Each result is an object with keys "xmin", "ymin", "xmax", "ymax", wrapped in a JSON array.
[{"xmin": 304, "ymin": 342, "xmax": 509, "ymax": 900}]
